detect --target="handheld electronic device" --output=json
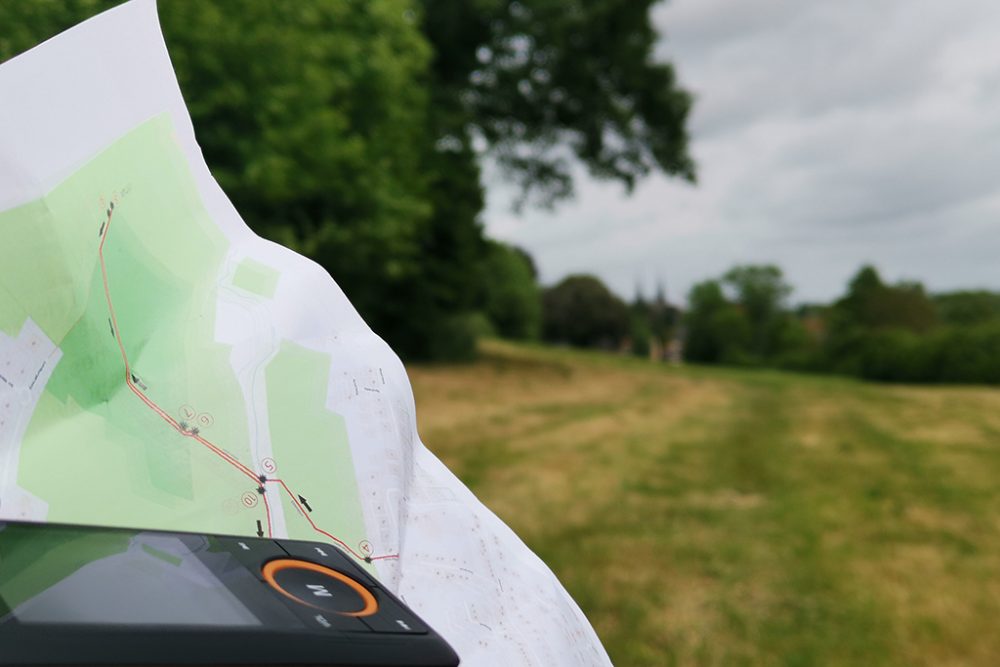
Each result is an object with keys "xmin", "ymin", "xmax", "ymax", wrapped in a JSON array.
[{"xmin": 0, "ymin": 520, "xmax": 459, "ymax": 666}]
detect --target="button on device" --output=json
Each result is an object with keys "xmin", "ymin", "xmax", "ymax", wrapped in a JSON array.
[
  {"xmin": 277, "ymin": 539, "xmax": 381, "ymax": 588},
  {"xmin": 360, "ymin": 589, "xmax": 428, "ymax": 635},
  {"xmin": 213, "ymin": 536, "xmax": 288, "ymax": 578},
  {"xmin": 291, "ymin": 608, "xmax": 371, "ymax": 634},
  {"xmin": 262, "ymin": 559, "xmax": 378, "ymax": 617}
]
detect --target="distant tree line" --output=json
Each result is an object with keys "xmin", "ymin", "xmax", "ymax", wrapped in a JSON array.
[
  {"xmin": 537, "ymin": 274, "xmax": 679, "ymax": 358},
  {"xmin": 683, "ymin": 264, "xmax": 1000, "ymax": 385},
  {"xmin": 530, "ymin": 264, "xmax": 1000, "ymax": 387},
  {"xmin": 0, "ymin": 0, "xmax": 693, "ymax": 361}
]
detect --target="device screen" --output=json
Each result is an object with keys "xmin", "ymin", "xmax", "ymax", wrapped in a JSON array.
[{"xmin": 0, "ymin": 523, "xmax": 263, "ymax": 627}]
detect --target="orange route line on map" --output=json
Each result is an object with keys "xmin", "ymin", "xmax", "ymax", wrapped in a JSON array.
[{"xmin": 97, "ymin": 200, "xmax": 396, "ymax": 563}]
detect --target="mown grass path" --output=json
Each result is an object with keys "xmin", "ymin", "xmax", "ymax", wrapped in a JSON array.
[{"xmin": 409, "ymin": 341, "xmax": 1000, "ymax": 666}]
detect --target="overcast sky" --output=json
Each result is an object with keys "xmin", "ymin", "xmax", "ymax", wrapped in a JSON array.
[{"xmin": 483, "ymin": 0, "xmax": 1000, "ymax": 305}]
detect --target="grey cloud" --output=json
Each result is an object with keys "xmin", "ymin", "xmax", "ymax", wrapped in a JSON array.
[
  {"xmin": 485, "ymin": 0, "xmax": 1000, "ymax": 306},
  {"xmin": 725, "ymin": 107, "xmax": 1000, "ymax": 229},
  {"xmin": 660, "ymin": 0, "xmax": 991, "ymax": 137}
]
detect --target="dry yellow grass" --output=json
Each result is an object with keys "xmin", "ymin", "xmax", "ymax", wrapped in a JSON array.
[{"xmin": 408, "ymin": 340, "xmax": 1000, "ymax": 666}]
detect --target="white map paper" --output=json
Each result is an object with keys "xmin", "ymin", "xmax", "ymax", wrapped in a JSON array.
[{"xmin": 0, "ymin": 1, "xmax": 611, "ymax": 664}]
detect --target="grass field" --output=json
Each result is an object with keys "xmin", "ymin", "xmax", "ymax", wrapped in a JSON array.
[{"xmin": 408, "ymin": 340, "xmax": 1000, "ymax": 666}]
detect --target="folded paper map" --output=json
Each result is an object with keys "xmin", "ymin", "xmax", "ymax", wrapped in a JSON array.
[{"xmin": 0, "ymin": 1, "xmax": 610, "ymax": 664}]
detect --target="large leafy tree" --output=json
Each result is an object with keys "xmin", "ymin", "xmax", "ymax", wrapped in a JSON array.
[
  {"xmin": 542, "ymin": 275, "xmax": 630, "ymax": 348},
  {"xmin": 683, "ymin": 266, "xmax": 802, "ymax": 365},
  {"xmin": 722, "ymin": 265, "xmax": 793, "ymax": 359},
  {"xmin": 683, "ymin": 280, "xmax": 750, "ymax": 364},
  {"xmin": 412, "ymin": 0, "xmax": 696, "ymax": 357},
  {"xmin": 479, "ymin": 240, "xmax": 542, "ymax": 340},
  {"xmin": 420, "ymin": 0, "xmax": 695, "ymax": 207},
  {"xmin": 833, "ymin": 266, "xmax": 937, "ymax": 333}
]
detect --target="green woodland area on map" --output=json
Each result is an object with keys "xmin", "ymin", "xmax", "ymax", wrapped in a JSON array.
[
  {"xmin": 0, "ymin": 116, "xmax": 366, "ymax": 550},
  {"xmin": 232, "ymin": 259, "xmax": 279, "ymax": 299}
]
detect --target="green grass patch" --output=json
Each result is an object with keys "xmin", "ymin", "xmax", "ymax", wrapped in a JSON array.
[{"xmin": 410, "ymin": 341, "xmax": 1000, "ymax": 666}]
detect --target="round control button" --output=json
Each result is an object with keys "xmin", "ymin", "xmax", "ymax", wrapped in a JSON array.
[{"xmin": 262, "ymin": 559, "xmax": 378, "ymax": 617}]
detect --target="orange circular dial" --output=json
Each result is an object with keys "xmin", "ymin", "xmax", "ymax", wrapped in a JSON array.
[{"xmin": 261, "ymin": 558, "xmax": 378, "ymax": 617}]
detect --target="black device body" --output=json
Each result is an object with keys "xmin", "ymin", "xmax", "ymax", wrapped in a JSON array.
[{"xmin": 0, "ymin": 520, "xmax": 459, "ymax": 666}]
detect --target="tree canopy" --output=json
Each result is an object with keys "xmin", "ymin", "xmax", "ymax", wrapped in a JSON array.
[
  {"xmin": 832, "ymin": 265, "xmax": 937, "ymax": 333},
  {"xmin": 934, "ymin": 290, "xmax": 1000, "ymax": 327},
  {"xmin": 684, "ymin": 265, "xmax": 803, "ymax": 366},
  {"xmin": 722, "ymin": 265, "xmax": 792, "ymax": 359},
  {"xmin": 542, "ymin": 275, "xmax": 630, "ymax": 348},
  {"xmin": 479, "ymin": 241, "xmax": 542, "ymax": 340},
  {"xmin": 420, "ymin": 0, "xmax": 695, "ymax": 208}
]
